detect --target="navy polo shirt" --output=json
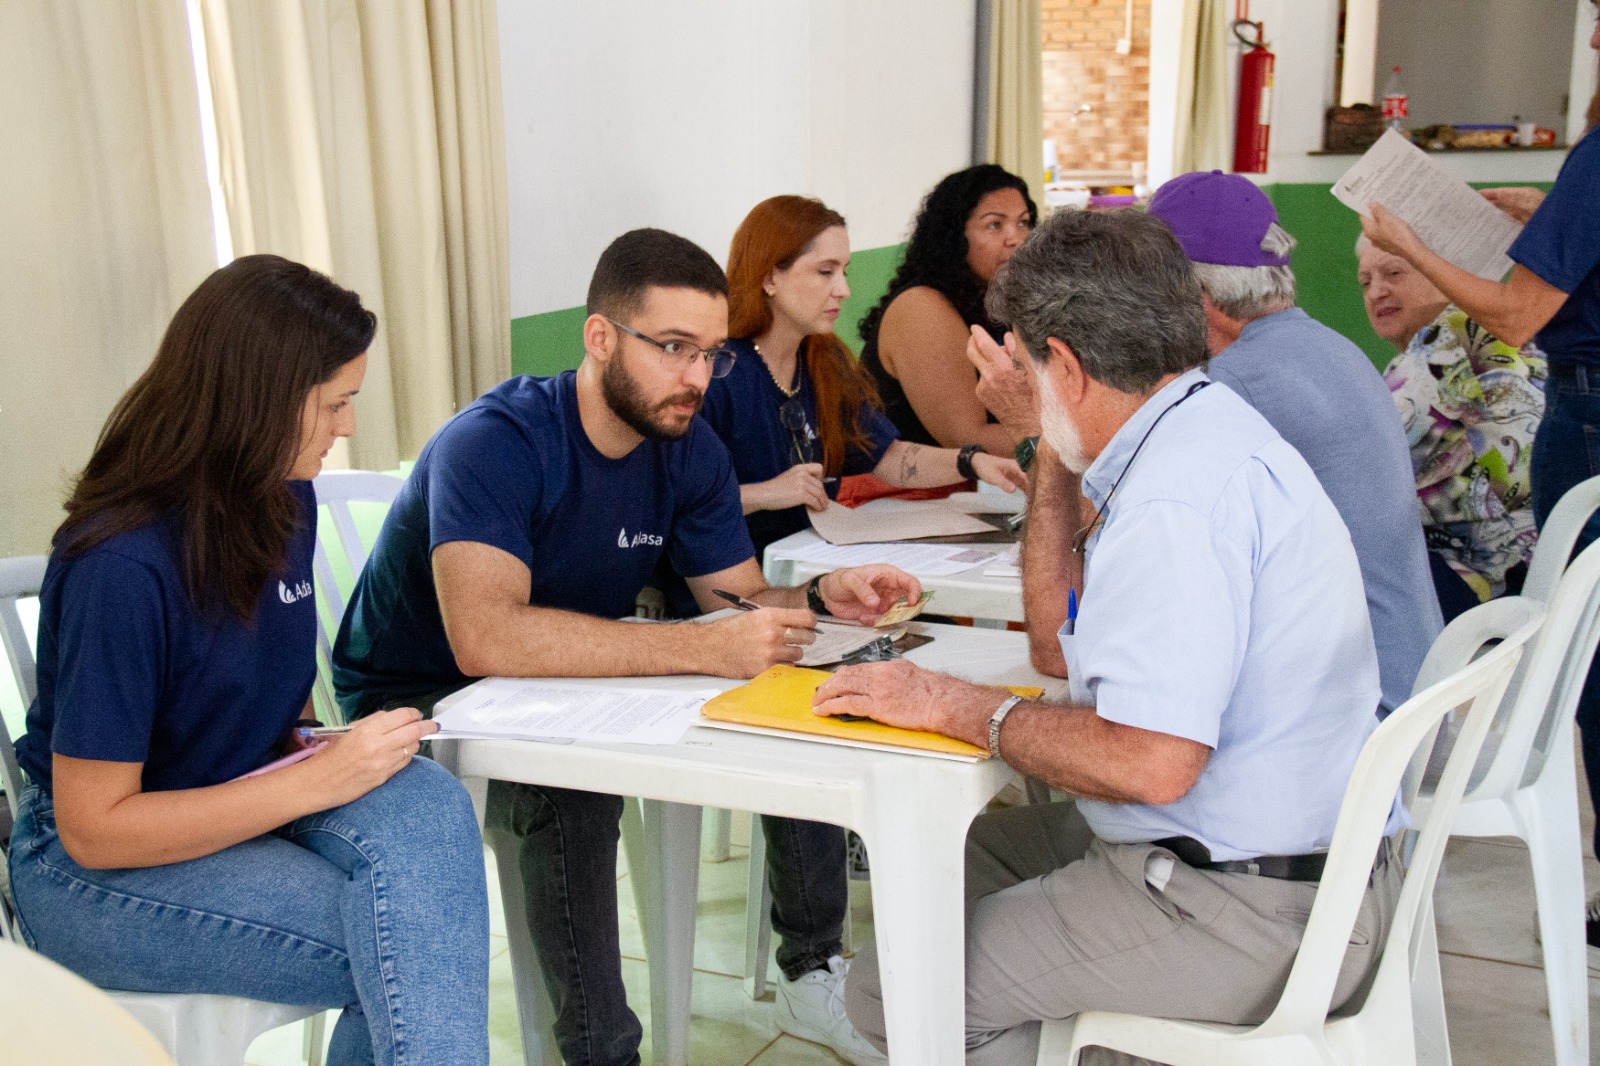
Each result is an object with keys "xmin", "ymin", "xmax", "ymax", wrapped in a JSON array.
[
  {"xmin": 700, "ymin": 337, "xmax": 898, "ymax": 557},
  {"xmin": 1509, "ymin": 128, "xmax": 1600, "ymax": 369},
  {"xmin": 15, "ymin": 483, "xmax": 319, "ymax": 794},
  {"xmin": 332, "ymin": 372, "xmax": 753, "ymax": 715}
]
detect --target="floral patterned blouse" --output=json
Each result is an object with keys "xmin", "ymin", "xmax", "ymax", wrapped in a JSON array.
[{"xmin": 1383, "ymin": 305, "xmax": 1547, "ymax": 601}]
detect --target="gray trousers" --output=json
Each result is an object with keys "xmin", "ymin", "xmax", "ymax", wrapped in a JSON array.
[{"xmin": 843, "ymin": 802, "xmax": 1401, "ymax": 1065}]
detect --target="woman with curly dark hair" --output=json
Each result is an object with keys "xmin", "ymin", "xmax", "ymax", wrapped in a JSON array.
[{"xmin": 858, "ymin": 164, "xmax": 1036, "ymax": 456}]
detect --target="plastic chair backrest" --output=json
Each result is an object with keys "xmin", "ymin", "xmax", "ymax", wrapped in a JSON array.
[
  {"xmin": 310, "ymin": 472, "xmax": 403, "ymax": 722},
  {"xmin": 0, "ymin": 556, "xmax": 48, "ymax": 823},
  {"xmin": 1407, "ymin": 477, "xmax": 1600, "ymax": 801},
  {"xmin": 1253, "ymin": 596, "xmax": 1541, "ymax": 1042}
]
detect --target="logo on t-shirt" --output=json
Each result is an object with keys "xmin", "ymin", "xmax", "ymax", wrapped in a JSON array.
[
  {"xmin": 616, "ymin": 527, "xmax": 664, "ymax": 549},
  {"xmin": 278, "ymin": 579, "xmax": 314, "ymax": 604}
]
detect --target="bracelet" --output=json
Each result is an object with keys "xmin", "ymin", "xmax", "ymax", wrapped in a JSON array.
[
  {"xmin": 956, "ymin": 443, "xmax": 985, "ymax": 481},
  {"xmin": 1014, "ymin": 435, "xmax": 1038, "ymax": 473},
  {"xmin": 987, "ymin": 695, "xmax": 1026, "ymax": 759},
  {"xmin": 806, "ymin": 574, "xmax": 829, "ymax": 615}
]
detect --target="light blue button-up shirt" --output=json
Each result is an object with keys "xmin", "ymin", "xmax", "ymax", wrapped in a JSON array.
[{"xmin": 1065, "ymin": 369, "xmax": 1396, "ymax": 860}]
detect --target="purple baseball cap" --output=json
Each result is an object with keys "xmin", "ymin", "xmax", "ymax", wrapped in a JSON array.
[{"xmin": 1145, "ymin": 170, "xmax": 1290, "ymax": 268}]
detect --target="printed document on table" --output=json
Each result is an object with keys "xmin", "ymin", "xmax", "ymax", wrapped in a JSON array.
[
  {"xmin": 775, "ymin": 539, "xmax": 999, "ymax": 577},
  {"xmin": 808, "ymin": 499, "xmax": 996, "ymax": 546},
  {"xmin": 430, "ymin": 679, "xmax": 716, "ymax": 745},
  {"xmin": 1331, "ymin": 129, "xmax": 1522, "ymax": 280},
  {"xmin": 797, "ymin": 622, "xmax": 903, "ymax": 667},
  {"xmin": 983, "ymin": 544, "xmax": 1021, "ymax": 579}
]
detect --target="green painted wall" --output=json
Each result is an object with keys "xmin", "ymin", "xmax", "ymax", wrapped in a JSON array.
[
  {"xmin": 1264, "ymin": 182, "xmax": 1554, "ymax": 368},
  {"xmin": 509, "ymin": 243, "xmax": 908, "ymax": 377}
]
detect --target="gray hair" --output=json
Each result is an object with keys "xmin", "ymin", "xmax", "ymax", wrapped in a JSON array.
[
  {"xmin": 1191, "ymin": 222, "xmax": 1298, "ymax": 321},
  {"xmin": 986, "ymin": 209, "xmax": 1208, "ymax": 394}
]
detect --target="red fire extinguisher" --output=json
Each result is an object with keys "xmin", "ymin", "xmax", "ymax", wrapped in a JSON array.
[{"xmin": 1232, "ymin": 17, "xmax": 1274, "ymax": 174}]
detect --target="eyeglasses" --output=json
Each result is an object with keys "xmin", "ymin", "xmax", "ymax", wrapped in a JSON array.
[
  {"xmin": 606, "ymin": 318, "xmax": 737, "ymax": 379},
  {"xmin": 778, "ymin": 396, "xmax": 819, "ymax": 466}
]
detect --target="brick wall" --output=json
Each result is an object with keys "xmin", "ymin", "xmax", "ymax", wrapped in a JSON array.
[{"xmin": 1042, "ymin": 0, "xmax": 1151, "ymax": 175}]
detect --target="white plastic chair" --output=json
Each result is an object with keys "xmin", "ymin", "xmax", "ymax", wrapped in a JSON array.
[
  {"xmin": 1036, "ymin": 596, "xmax": 1543, "ymax": 1066},
  {"xmin": 1405, "ymin": 476, "xmax": 1600, "ymax": 1066},
  {"xmin": 309, "ymin": 471, "xmax": 404, "ymax": 723},
  {"xmin": 0, "ymin": 555, "xmax": 324, "ymax": 1066}
]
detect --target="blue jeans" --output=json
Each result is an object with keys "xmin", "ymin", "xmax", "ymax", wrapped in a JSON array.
[
  {"xmin": 1531, "ymin": 364, "xmax": 1600, "ymax": 857},
  {"xmin": 484, "ymin": 782, "xmax": 847, "ymax": 1066},
  {"xmin": 7, "ymin": 759, "xmax": 489, "ymax": 1066}
]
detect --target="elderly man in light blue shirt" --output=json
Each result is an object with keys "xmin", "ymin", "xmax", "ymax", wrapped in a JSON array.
[{"xmin": 815, "ymin": 208, "xmax": 1403, "ymax": 1064}]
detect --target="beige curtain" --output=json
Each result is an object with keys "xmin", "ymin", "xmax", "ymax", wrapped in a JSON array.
[
  {"xmin": 0, "ymin": 1, "xmax": 216, "ymax": 556},
  {"xmin": 986, "ymin": 0, "xmax": 1045, "ymax": 207},
  {"xmin": 198, "ymin": 0, "xmax": 510, "ymax": 472},
  {"xmin": 1172, "ymin": 0, "xmax": 1231, "ymax": 174}
]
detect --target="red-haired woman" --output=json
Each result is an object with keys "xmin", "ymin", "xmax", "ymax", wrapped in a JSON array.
[
  {"xmin": 704, "ymin": 195, "xmax": 1023, "ymax": 568},
  {"xmin": 662, "ymin": 196, "xmax": 1019, "ymax": 1063}
]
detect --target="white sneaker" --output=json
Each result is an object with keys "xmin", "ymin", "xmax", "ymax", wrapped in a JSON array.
[{"xmin": 775, "ymin": 955, "xmax": 888, "ymax": 1065}]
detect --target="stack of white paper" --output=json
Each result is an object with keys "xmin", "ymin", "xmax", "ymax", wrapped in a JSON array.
[
  {"xmin": 431, "ymin": 679, "xmax": 716, "ymax": 745},
  {"xmin": 775, "ymin": 539, "xmax": 999, "ymax": 577}
]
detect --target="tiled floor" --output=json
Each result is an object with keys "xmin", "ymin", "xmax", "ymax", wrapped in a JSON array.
[{"xmin": 245, "ymin": 783, "xmax": 1600, "ymax": 1066}]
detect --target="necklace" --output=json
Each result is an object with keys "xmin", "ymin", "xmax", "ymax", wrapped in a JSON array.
[
  {"xmin": 753, "ymin": 340, "xmax": 801, "ymax": 398},
  {"xmin": 1071, "ymin": 379, "xmax": 1210, "ymax": 553}
]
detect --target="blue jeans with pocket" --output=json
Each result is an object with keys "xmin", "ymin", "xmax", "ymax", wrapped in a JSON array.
[
  {"xmin": 7, "ymin": 758, "xmax": 489, "ymax": 1066},
  {"xmin": 483, "ymin": 781, "xmax": 847, "ymax": 1066},
  {"xmin": 1532, "ymin": 364, "xmax": 1600, "ymax": 856}
]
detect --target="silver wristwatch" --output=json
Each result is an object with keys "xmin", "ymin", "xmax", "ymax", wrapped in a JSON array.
[{"xmin": 987, "ymin": 695, "xmax": 1026, "ymax": 759}]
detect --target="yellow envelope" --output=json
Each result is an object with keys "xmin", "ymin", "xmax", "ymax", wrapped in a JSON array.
[{"xmin": 700, "ymin": 664, "xmax": 1043, "ymax": 761}]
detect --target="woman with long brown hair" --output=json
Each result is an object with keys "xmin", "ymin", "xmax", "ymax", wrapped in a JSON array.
[
  {"xmin": 656, "ymin": 196, "xmax": 1018, "ymax": 1063},
  {"xmin": 703, "ymin": 194, "xmax": 1022, "ymax": 567},
  {"xmin": 6, "ymin": 254, "xmax": 489, "ymax": 1065}
]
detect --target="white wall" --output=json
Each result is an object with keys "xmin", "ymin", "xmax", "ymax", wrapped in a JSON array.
[
  {"xmin": 1376, "ymin": 0, "xmax": 1573, "ymax": 132},
  {"xmin": 1145, "ymin": 0, "xmax": 1570, "ymax": 187},
  {"xmin": 498, "ymin": 1, "xmax": 977, "ymax": 318}
]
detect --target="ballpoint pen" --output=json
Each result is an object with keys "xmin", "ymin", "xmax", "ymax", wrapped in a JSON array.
[
  {"xmin": 1066, "ymin": 587, "xmax": 1078, "ymax": 636},
  {"xmin": 713, "ymin": 588, "xmax": 762, "ymax": 612}
]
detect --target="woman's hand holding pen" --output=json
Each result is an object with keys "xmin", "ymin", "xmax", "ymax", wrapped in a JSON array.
[
  {"xmin": 750, "ymin": 463, "xmax": 829, "ymax": 512},
  {"xmin": 301, "ymin": 708, "xmax": 438, "ymax": 809}
]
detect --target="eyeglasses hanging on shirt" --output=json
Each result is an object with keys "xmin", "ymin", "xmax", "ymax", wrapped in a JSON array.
[{"xmin": 1071, "ymin": 379, "xmax": 1211, "ymax": 553}]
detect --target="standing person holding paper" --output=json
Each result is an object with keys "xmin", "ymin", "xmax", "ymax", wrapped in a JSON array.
[
  {"xmin": 333, "ymin": 228, "xmax": 920, "ymax": 1066},
  {"xmin": 655, "ymin": 195, "xmax": 1023, "ymax": 616},
  {"xmin": 7, "ymin": 256, "xmax": 490, "ymax": 1066},
  {"xmin": 1361, "ymin": 0, "xmax": 1600, "ymax": 958}
]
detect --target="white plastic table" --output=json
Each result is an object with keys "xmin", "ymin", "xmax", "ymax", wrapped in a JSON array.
[
  {"xmin": 438, "ymin": 624, "xmax": 1062, "ymax": 1065},
  {"xmin": 763, "ymin": 527, "xmax": 1026, "ymax": 624}
]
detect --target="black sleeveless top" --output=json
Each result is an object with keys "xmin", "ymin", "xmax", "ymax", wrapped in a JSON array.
[{"xmin": 859, "ymin": 289, "xmax": 1001, "ymax": 446}]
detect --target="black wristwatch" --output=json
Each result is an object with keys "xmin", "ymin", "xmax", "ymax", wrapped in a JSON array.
[
  {"xmin": 956, "ymin": 443, "xmax": 985, "ymax": 481},
  {"xmin": 806, "ymin": 574, "xmax": 829, "ymax": 615},
  {"xmin": 1014, "ymin": 436, "xmax": 1038, "ymax": 473}
]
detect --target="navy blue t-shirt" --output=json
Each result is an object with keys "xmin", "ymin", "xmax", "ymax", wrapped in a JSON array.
[
  {"xmin": 332, "ymin": 372, "xmax": 753, "ymax": 715},
  {"xmin": 700, "ymin": 337, "xmax": 898, "ymax": 557},
  {"xmin": 15, "ymin": 483, "xmax": 319, "ymax": 794},
  {"xmin": 1509, "ymin": 127, "xmax": 1600, "ymax": 369}
]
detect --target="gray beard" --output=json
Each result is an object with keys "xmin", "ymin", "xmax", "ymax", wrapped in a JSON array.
[{"xmin": 1039, "ymin": 383, "xmax": 1088, "ymax": 475}]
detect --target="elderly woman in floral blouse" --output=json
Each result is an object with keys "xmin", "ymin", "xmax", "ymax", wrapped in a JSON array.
[{"xmin": 1357, "ymin": 235, "xmax": 1547, "ymax": 621}]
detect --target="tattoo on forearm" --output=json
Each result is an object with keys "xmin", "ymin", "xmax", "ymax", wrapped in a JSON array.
[{"xmin": 899, "ymin": 444, "xmax": 920, "ymax": 482}]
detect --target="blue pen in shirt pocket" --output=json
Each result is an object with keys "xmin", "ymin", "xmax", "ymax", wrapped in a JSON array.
[{"xmin": 1065, "ymin": 587, "xmax": 1078, "ymax": 636}]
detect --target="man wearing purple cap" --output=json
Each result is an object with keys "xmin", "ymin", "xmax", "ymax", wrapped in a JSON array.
[{"xmin": 1140, "ymin": 170, "xmax": 1440, "ymax": 717}]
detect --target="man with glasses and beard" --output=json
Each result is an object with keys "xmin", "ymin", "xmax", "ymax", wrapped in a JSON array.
[
  {"xmin": 333, "ymin": 228, "xmax": 918, "ymax": 1066},
  {"xmin": 814, "ymin": 209, "xmax": 1402, "ymax": 1064}
]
